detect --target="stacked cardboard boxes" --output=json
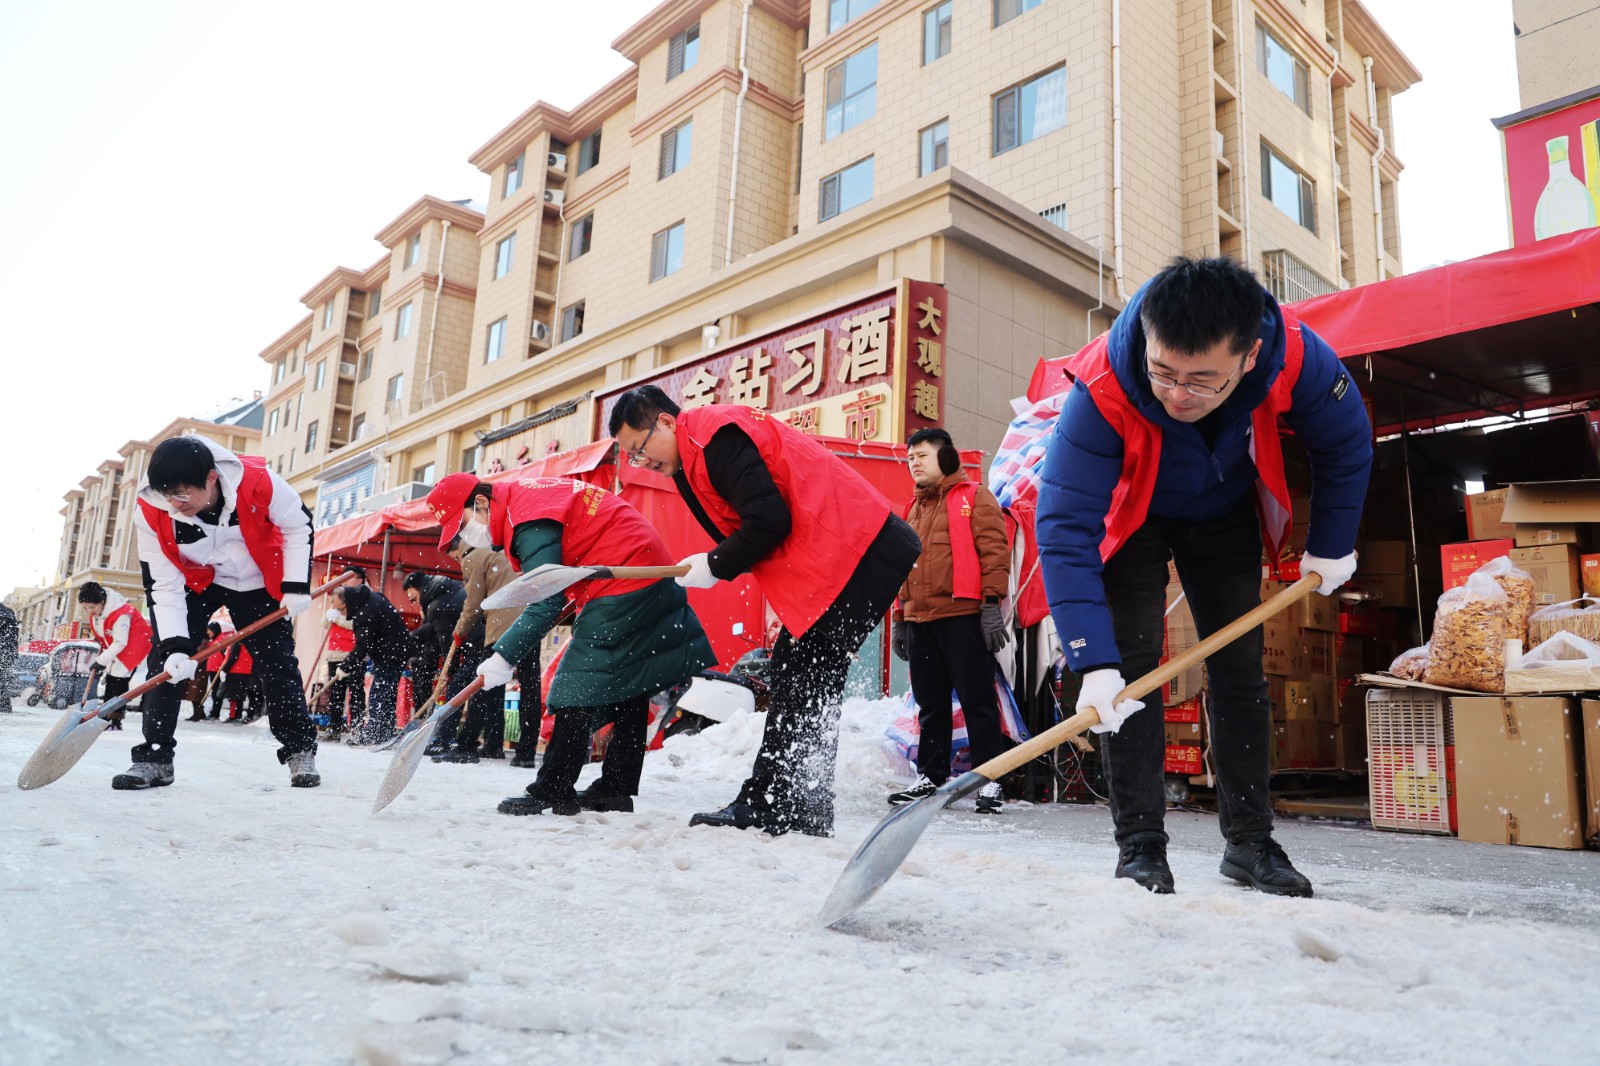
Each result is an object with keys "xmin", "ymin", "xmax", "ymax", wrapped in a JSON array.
[
  {"xmin": 1443, "ymin": 483, "xmax": 1594, "ymax": 604},
  {"xmin": 1161, "ymin": 565, "xmax": 1206, "ymax": 776},
  {"xmin": 1452, "ymin": 695, "xmax": 1586, "ymax": 849}
]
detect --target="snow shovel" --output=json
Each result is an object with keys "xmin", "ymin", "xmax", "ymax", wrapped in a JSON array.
[
  {"xmin": 16, "ymin": 572, "xmax": 358, "ymax": 791},
  {"xmin": 815, "ymin": 571, "xmax": 1323, "ymax": 928},
  {"xmin": 481, "ymin": 563, "xmax": 691, "ymax": 610},
  {"xmin": 371, "ymin": 676, "xmax": 486, "ymax": 813}
]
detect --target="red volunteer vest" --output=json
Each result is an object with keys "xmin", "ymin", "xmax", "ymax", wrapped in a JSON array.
[
  {"xmin": 1067, "ymin": 310, "xmax": 1306, "ymax": 562},
  {"xmin": 490, "ymin": 477, "xmax": 670, "ymax": 611},
  {"xmin": 904, "ymin": 481, "xmax": 982, "ymax": 601},
  {"xmin": 229, "ymin": 643, "xmax": 254, "ymax": 674},
  {"xmin": 327, "ymin": 623, "xmax": 356, "ymax": 653},
  {"xmin": 94, "ymin": 602, "xmax": 154, "ymax": 672},
  {"xmin": 678, "ymin": 405, "xmax": 891, "ymax": 637},
  {"xmin": 206, "ymin": 631, "xmax": 233, "ymax": 673},
  {"xmin": 137, "ymin": 458, "xmax": 287, "ymax": 598}
]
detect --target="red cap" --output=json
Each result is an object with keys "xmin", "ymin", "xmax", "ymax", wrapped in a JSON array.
[{"xmin": 426, "ymin": 473, "xmax": 480, "ymax": 551}]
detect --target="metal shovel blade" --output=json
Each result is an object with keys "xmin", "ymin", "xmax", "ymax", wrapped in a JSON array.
[
  {"xmin": 481, "ymin": 563, "xmax": 606, "ymax": 610},
  {"xmin": 371, "ymin": 714, "xmax": 449, "ymax": 813},
  {"xmin": 17, "ymin": 701, "xmax": 112, "ymax": 791},
  {"xmin": 815, "ymin": 771, "xmax": 986, "ymax": 928}
]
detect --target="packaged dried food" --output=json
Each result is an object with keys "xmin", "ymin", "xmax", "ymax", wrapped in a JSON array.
[
  {"xmin": 1423, "ymin": 572, "xmax": 1507, "ymax": 692},
  {"xmin": 1387, "ymin": 646, "xmax": 1430, "ymax": 681},
  {"xmin": 1471, "ymin": 556, "xmax": 1536, "ymax": 645}
]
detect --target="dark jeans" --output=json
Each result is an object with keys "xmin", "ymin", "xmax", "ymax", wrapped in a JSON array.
[
  {"xmin": 101, "ymin": 673, "xmax": 130, "ymax": 725},
  {"xmin": 138, "ymin": 586, "xmax": 316, "ymax": 766},
  {"xmin": 447, "ymin": 644, "xmax": 504, "ymax": 754},
  {"xmin": 908, "ymin": 614, "xmax": 1007, "ymax": 783},
  {"xmin": 324, "ymin": 658, "xmax": 364, "ymax": 733},
  {"xmin": 224, "ymin": 673, "xmax": 260, "ymax": 719},
  {"xmin": 207, "ymin": 671, "xmax": 226, "ymax": 717},
  {"xmin": 1099, "ymin": 496, "xmax": 1273, "ymax": 845},
  {"xmin": 735, "ymin": 515, "xmax": 921, "ymax": 833},
  {"xmin": 531, "ymin": 697, "xmax": 648, "ymax": 801},
  {"xmin": 514, "ymin": 648, "xmax": 542, "ymax": 760},
  {"xmin": 360, "ymin": 660, "xmax": 404, "ymax": 743}
]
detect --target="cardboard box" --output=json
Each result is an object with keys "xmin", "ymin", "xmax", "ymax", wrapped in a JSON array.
[
  {"xmin": 1164, "ymin": 720, "xmax": 1203, "ymax": 747},
  {"xmin": 1164, "ymin": 745, "xmax": 1203, "ymax": 776},
  {"xmin": 1334, "ymin": 721, "xmax": 1367, "ymax": 771},
  {"xmin": 1451, "ymin": 696, "xmax": 1584, "ymax": 849},
  {"xmin": 1360, "ymin": 539, "xmax": 1409, "ymax": 576},
  {"xmin": 1270, "ymin": 676, "xmax": 1335, "ymax": 722},
  {"xmin": 1465, "ymin": 488, "xmax": 1515, "ymax": 541},
  {"xmin": 1584, "ymin": 700, "xmax": 1600, "ymax": 845},
  {"xmin": 1502, "ymin": 480, "xmax": 1600, "ymax": 548},
  {"xmin": 1333, "ymin": 634, "xmax": 1367, "ymax": 676},
  {"xmin": 1275, "ymin": 719, "xmax": 1333, "ymax": 768},
  {"xmin": 1508, "ymin": 544, "xmax": 1583, "ymax": 606},
  {"xmin": 1164, "ymin": 697, "xmax": 1202, "ymax": 724},
  {"xmin": 1262, "ymin": 614, "xmax": 1297, "ymax": 676},
  {"xmin": 1513, "ymin": 523, "xmax": 1588, "ymax": 549},
  {"xmin": 1582, "ymin": 554, "xmax": 1600, "ymax": 598},
  {"xmin": 1441, "ymin": 539, "xmax": 1513, "ymax": 591},
  {"xmin": 1300, "ymin": 589, "xmax": 1337, "ymax": 632}
]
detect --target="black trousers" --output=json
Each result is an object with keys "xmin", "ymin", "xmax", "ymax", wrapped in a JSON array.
[
  {"xmin": 447, "ymin": 643, "xmax": 504, "ymax": 753},
  {"xmin": 138, "ymin": 586, "xmax": 315, "ymax": 766},
  {"xmin": 101, "ymin": 673, "xmax": 130, "ymax": 725},
  {"xmin": 907, "ymin": 614, "xmax": 1007, "ymax": 783},
  {"xmin": 1099, "ymin": 496, "xmax": 1274, "ymax": 844},
  {"xmin": 359, "ymin": 660, "xmax": 404, "ymax": 743},
  {"xmin": 513, "ymin": 647, "xmax": 542, "ymax": 760},
  {"xmin": 735, "ymin": 515, "xmax": 921, "ymax": 833},
  {"xmin": 324, "ymin": 659, "xmax": 364, "ymax": 733},
  {"xmin": 531, "ymin": 697, "xmax": 648, "ymax": 801}
]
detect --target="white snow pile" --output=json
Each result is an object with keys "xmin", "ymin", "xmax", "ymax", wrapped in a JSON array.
[{"xmin": 1, "ymin": 694, "xmax": 1597, "ymax": 1065}]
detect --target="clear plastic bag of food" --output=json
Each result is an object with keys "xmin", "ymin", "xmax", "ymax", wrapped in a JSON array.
[
  {"xmin": 1424, "ymin": 572, "xmax": 1508, "ymax": 692},
  {"xmin": 1505, "ymin": 630, "xmax": 1600, "ymax": 692},
  {"xmin": 1387, "ymin": 645, "xmax": 1430, "ymax": 681},
  {"xmin": 1527, "ymin": 596, "xmax": 1600, "ymax": 646},
  {"xmin": 1471, "ymin": 556, "xmax": 1536, "ymax": 646}
]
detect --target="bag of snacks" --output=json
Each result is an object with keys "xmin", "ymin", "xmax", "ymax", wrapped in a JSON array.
[
  {"xmin": 1505, "ymin": 630, "xmax": 1600, "ymax": 693},
  {"xmin": 1423, "ymin": 572, "xmax": 1508, "ymax": 692},
  {"xmin": 1387, "ymin": 646, "xmax": 1430, "ymax": 681},
  {"xmin": 1472, "ymin": 556, "xmax": 1536, "ymax": 646},
  {"xmin": 1527, "ymin": 597, "xmax": 1600, "ymax": 646}
]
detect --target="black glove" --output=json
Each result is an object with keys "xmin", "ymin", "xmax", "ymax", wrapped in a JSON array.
[
  {"xmin": 980, "ymin": 603, "xmax": 1010, "ymax": 654},
  {"xmin": 890, "ymin": 620, "xmax": 908, "ymax": 662}
]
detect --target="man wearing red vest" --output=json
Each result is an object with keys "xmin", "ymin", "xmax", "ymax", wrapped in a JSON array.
[
  {"xmin": 887, "ymin": 428, "xmax": 1012, "ymax": 811},
  {"xmin": 426, "ymin": 474, "xmax": 714, "ymax": 815},
  {"xmin": 124, "ymin": 435, "xmax": 321, "ymax": 790},
  {"xmin": 1038, "ymin": 257, "xmax": 1371, "ymax": 897},
  {"xmin": 608, "ymin": 388, "xmax": 921, "ymax": 837},
  {"xmin": 78, "ymin": 582, "xmax": 153, "ymax": 732}
]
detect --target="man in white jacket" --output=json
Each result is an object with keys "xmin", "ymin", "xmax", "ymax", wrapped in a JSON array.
[
  {"xmin": 78, "ymin": 582, "xmax": 153, "ymax": 731},
  {"xmin": 120, "ymin": 434, "xmax": 321, "ymax": 790}
]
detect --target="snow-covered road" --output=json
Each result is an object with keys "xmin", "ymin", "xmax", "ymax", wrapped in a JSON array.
[{"xmin": 2, "ymin": 696, "xmax": 1596, "ymax": 1066}]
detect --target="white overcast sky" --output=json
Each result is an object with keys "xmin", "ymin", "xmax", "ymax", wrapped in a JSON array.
[{"xmin": 0, "ymin": 0, "xmax": 1519, "ymax": 595}]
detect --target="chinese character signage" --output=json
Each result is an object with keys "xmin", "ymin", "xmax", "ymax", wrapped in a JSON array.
[
  {"xmin": 596, "ymin": 282, "xmax": 950, "ymax": 443},
  {"xmin": 1498, "ymin": 92, "xmax": 1600, "ymax": 246}
]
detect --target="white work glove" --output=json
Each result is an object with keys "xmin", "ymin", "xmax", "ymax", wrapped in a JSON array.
[
  {"xmin": 1300, "ymin": 551, "xmax": 1358, "ymax": 596},
  {"xmin": 1076, "ymin": 668, "xmax": 1144, "ymax": 735},
  {"xmin": 325, "ymin": 607, "xmax": 343, "ymax": 622},
  {"xmin": 674, "ymin": 553, "xmax": 718, "ymax": 590},
  {"xmin": 163, "ymin": 653, "xmax": 198, "ymax": 685},
  {"xmin": 476, "ymin": 652, "xmax": 516, "ymax": 691},
  {"xmin": 94, "ymin": 649, "xmax": 116, "ymax": 669},
  {"xmin": 281, "ymin": 593, "xmax": 313, "ymax": 619},
  {"xmin": 334, "ymin": 666, "xmax": 349, "ymax": 681}
]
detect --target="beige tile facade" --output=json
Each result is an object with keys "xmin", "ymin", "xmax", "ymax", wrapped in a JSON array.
[{"xmin": 1513, "ymin": 0, "xmax": 1600, "ymax": 109}]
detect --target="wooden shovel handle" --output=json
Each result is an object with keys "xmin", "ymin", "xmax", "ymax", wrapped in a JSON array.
[
  {"xmin": 599, "ymin": 564, "xmax": 693, "ymax": 581},
  {"xmin": 974, "ymin": 572, "xmax": 1322, "ymax": 782}
]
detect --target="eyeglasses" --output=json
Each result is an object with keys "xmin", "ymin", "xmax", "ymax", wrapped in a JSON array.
[
  {"xmin": 1146, "ymin": 354, "xmax": 1246, "ymax": 398},
  {"xmin": 624, "ymin": 422, "xmax": 659, "ymax": 467},
  {"xmin": 161, "ymin": 490, "xmax": 198, "ymax": 504}
]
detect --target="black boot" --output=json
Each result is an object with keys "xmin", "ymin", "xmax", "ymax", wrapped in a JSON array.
[
  {"xmin": 688, "ymin": 800, "xmax": 765, "ymax": 830},
  {"xmin": 575, "ymin": 783, "xmax": 634, "ymax": 812},
  {"xmin": 1220, "ymin": 835, "xmax": 1314, "ymax": 898},
  {"xmin": 497, "ymin": 787, "xmax": 579, "ymax": 816},
  {"xmin": 1115, "ymin": 833, "xmax": 1175, "ymax": 894}
]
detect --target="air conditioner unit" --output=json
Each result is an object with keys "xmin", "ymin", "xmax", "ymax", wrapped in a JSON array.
[
  {"xmin": 338, "ymin": 361, "xmax": 357, "ymax": 378},
  {"xmin": 548, "ymin": 152, "xmax": 568, "ymax": 171},
  {"xmin": 543, "ymin": 188, "xmax": 566, "ymax": 205},
  {"xmin": 530, "ymin": 320, "xmax": 553, "ymax": 344}
]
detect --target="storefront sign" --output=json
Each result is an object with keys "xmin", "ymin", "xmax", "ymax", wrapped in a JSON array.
[
  {"xmin": 595, "ymin": 281, "xmax": 948, "ymax": 442},
  {"xmin": 1498, "ymin": 91, "xmax": 1600, "ymax": 246},
  {"xmin": 315, "ymin": 461, "xmax": 379, "ymax": 529}
]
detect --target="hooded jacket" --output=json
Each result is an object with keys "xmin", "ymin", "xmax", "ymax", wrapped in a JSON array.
[
  {"xmin": 1036, "ymin": 284, "xmax": 1372, "ymax": 673},
  {"xmin": 412, "ymin": 575, "xmax": 466, "ymax": 663},
  {"xmin": 88, "ymin": 589, "xmax": 154, "ymax": 678},
  {"xmin": 897, "ymin": 471, "xmax": 1010, "ymax": 622},
  {"xmin": 341, "ymin": 584, "xmax": 416, "ymax": 668}
]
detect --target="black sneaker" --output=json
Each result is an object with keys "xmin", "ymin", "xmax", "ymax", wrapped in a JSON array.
[
  {"xmin": 887, "ymin": 776, "xmax": 939, "ymax": 806},
  {"xmin": 112, "ymin": 762, "xmax": 174, "ymax": 790},
  {"xmin": 1115, "ymin": 834, "xmax": 1175, "ymax": 894},
  {"xmin": 975, "ymin": 782, "xmax": 1003, "ymax": 814},
  {"xmin": 688, "ymin": 800, "xmax": 765, "ymax": 830},
  {"xmin": 497, "ymin": 792, "xmax": 580, "ymax": 816},
  {"xmin": 1220, "ymin": 836, "xmax": 1314, "ymax": 898},
  {"xmin": 509, "ymin": 753, "xmax": 538, "ymax": 769}
]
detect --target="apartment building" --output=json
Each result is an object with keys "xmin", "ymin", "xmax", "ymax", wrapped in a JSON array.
[
  {"xmin": 17, "ymin": 402, "xmax": 262, "ymax": 641},
  {"xmin": 256, "ymin": 0, "xmax": 1415, "ymax": 520}
]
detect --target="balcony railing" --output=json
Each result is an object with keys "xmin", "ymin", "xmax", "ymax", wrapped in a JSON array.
[{"xmin": 1261, "ymin": 249, "xmax": 1338, "ymax": 305}]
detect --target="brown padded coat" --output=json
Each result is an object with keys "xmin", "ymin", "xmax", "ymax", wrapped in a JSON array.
[
  {"xmin": 896, "ymin": 470, "xmax": 1010, "ymax": 622},
  {"xmin": 454, "ymin": 545, "xmax": 521, "ymax": 647}
]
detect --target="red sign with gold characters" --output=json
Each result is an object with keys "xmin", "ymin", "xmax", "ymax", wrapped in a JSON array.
[{"xmin": 595, "ymin": 281, "xmax": 948, "ymax": 443}]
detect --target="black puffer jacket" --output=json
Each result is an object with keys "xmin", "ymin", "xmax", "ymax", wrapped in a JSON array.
[
  {"xmin": 342, "ymin": 584, "xmax": 415, "ymax": 668},
  {"xmin": 413, "ymin": 575, "xmax": 466, "ymax": 665}
]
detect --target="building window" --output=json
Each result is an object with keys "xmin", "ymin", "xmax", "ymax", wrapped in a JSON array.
[
  {"xmin": 993, "ymin": 65, "xmax": 1066, "ymax": 155},
  {"xmin": 650, "ymin": 222, "xmax": 686, "ymax": 281},
  {"xmin": 461, "ymin": 445, "xmax": 482, "ymax": 475},
  {"xmin": 1256, "ymin": 22, "xmax": 1310, "ymax": 114},
  {"xmin": 288, "ymin": 346, "xmax": 297, "ymax": 373},
  {"xmin": 667, "ymin": 23, "xmax": 700, "ymax": 80},
  {"xmin": 829, "ymin": 0, "xmax": 878, "ymax": 32},
  {"xmin": 659, "ymin": 120, "xmax": 693, "ymax": 179},
  {"xmin": 494, "ymin": 233, "xmax": 516, "ymax": 280},
  {"xmin": 387, "ymin": 374, "xmax": 405, "ymax": 405},
  {"xmin": 321, "ymin": 302, "xmax": 335, "ymax": 330},
  {"xmin": 577, "ymin": 129, "xmax": 602, "ymax": 175},
  {"xmin": 314, "ymin": 361, "xmax": 326, "ymax": 391},
  {"xmin": 358, "ymin": 350, "xmax": 373, "ymax": 381},
  {"xmin": 267, "ymin": 409, "xmax": 279, "ymax": 436},
  {"xmin": 395, "ymin": 301, "xmax": 414, "ymax": 339},
  {"xmin": 273, "ymin": 358, "xmax": 285, "ymax": 384},
  {"xmin": 1039, "ymin": 203, "xmax": 1069, "ymax": 230},
  {"xmin": 351, "ymin": 412, "xmax": 366, "ymax": 440},
  {"xmin": 1261, "ymin": 142, "xmax": 1316, "ymax": 231},
  {"xmin": 923, "ymin": 2, "xmax": 952, "ymax": 64},
  {"xmin": 825, "ymin": 44, "xmax": 877, "ymax": 140},
  {"xmin": 413, "ymin": 462, "xmax": 436, "ymax": 485},
  {"xmin": 366, "ymin": 284, "xmax": 382, "ymax": 319},
  {"xmin": 504, "ymin": 153, "xmax": 525, "ymax": 197},
  {"xmin": 404, "ymin": 233, "xmax": 422, "ymax": 269},
  {"xmin": 561, "ymin": 300, "xmax": 586, "ymax": 342},
  {"xmin": 305, "ymin": 421, "xmax": 319, "ymax": 454},
  {"xmin": 486, "ymin": 318, "xmax": 507, "ymax": 363},
  {"xmin": 819, "ymin": 156, "xmax": 874, "ymax": 221},
  {"xmin": 994, "ymin": 0, "xmax": 1045, "ymax": 27},
  {"xmin": 919, "ymin": 119, "xmax": 949, "ymax": 175},
  {"xmin": 570, "ymin": 213, "xmax": 594, "ymax": 260}
]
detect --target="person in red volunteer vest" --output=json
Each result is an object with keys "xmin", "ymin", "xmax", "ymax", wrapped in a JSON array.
[
  {"xmin": 886, "ymin": 429, "xmax": 1013, "ymax": 811},
  {"xmin": 608, "ymin": 387, "xmax": 921, "ymax": 837},
  {"xmin": 201, "ymin": 620, "xmax": 231, "ymax": 719},
  {"xmin": 1037, "ymin": 257, "xmax": 1372, "ymax": 897},
  {"xmin": 77, "ymin": 582, "xmax": 153, "ymax": 732},
  {"xmin": 123, "ymin": 435, "xmax": 321, "ymax": 790},
  {"xmin": 321, "ymin": 593, "xmax": 362, "ymax": 739},
  {"xmin": 426, "ymin": 473, "xmax": 714, "ymax": 816},
  {"xmin": 220, "ymin": 640, "xmax": 259, "ymax": 722}
]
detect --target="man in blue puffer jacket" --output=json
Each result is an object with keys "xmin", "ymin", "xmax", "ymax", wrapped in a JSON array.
[{"xmin": 1037, "ymin": 257, "xmax": 1371, "ymax": 898}]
